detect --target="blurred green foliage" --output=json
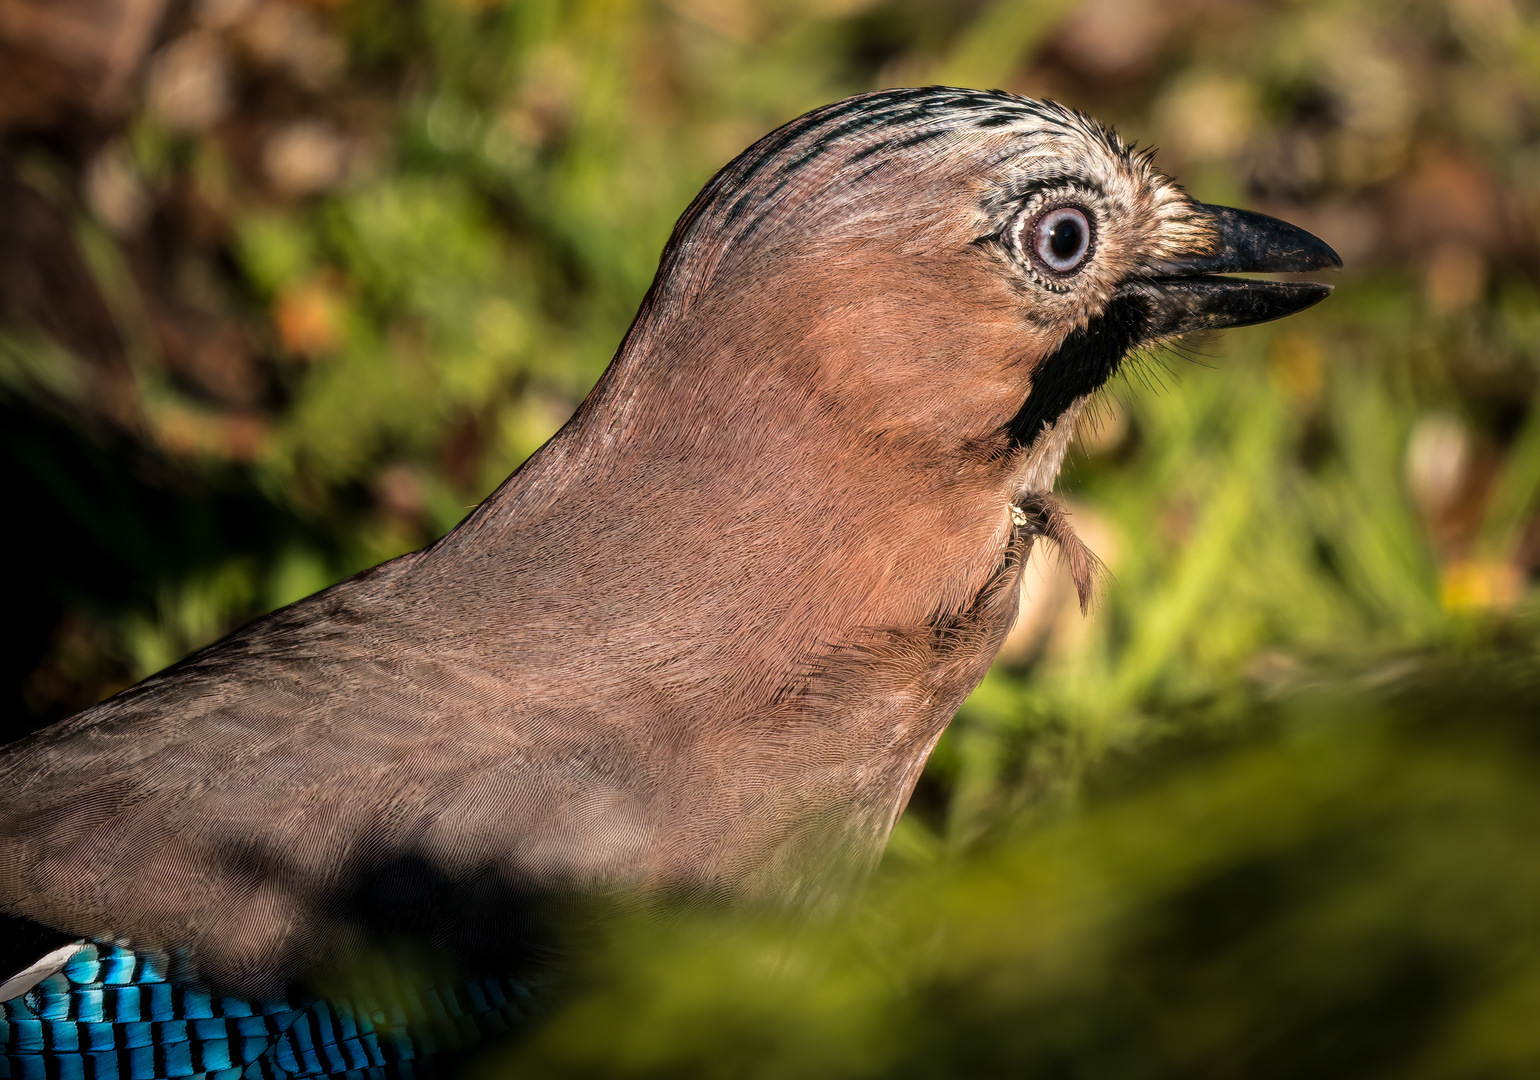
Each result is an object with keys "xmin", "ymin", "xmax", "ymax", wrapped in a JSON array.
[
  {"xmin": 5, "ymin": 0, "xmax": 1540, "ymax": 1072},
  {"xmin": 485, "ymin": 655, "xmax": 1540, "ymax": 1077}
]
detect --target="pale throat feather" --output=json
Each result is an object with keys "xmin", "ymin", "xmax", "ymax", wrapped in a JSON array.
[{"xmin": 1015, "ymin": 394, "xmax": 1088, "ymax": 498}]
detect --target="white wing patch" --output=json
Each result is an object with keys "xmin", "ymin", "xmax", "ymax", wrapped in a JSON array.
[{"xmin": 0, "ymin": 940, "xmax": 85, "ymax": 1002}]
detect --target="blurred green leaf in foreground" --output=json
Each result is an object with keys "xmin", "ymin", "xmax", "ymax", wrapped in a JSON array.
[{"xmin": 485, "ymin": 651, "xmax": 1540, "ymax": 1078}]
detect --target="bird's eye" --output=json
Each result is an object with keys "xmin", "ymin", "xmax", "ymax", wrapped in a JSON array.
[{"xmin": 1031, "ymin": 206, "xmax": 1092, "ymax": 274}]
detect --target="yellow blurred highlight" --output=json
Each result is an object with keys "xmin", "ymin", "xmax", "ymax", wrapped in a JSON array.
[
  {"xmin": 1425, "ymin": 241, "xmax": 1487, "ymax": 315},
  {"xmin": 1440, "ymin": 559, "xmax": 1521, "ymax": 614},
  {"xmin": 274, "ymin": 278, "xmax": 345, "ymax": 358},
  {"xmin": 1154, "ymin": 72, "xmax": 1257, "ymax": 161},
  {"xmin": 152, "ymin": 404, "xmax": 270, "ymax": 461},
  {"xmin": 1267, "ymin": 334, "xmax": 1324, "ymax": 405}
]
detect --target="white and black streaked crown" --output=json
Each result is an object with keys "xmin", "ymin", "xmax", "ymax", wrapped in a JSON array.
[{"xmin": 649, "ymin": 87, "xmax": 1201, "ymax": 308}]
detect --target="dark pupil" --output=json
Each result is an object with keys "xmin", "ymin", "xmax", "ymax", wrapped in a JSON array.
[{"xmin": 1049, "ymin": 218, "xmax": 1082, "ymax": 259}]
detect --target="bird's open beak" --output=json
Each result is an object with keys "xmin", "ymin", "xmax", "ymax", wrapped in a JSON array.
[{"xmin": 1128, "ymin": 204, "xmax": 1342, "ymax": 339}]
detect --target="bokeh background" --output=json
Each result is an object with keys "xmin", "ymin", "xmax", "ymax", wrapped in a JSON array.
[{"xmin": 4, "ymin": 0, "xmax": 1540, "ymax": 1073}]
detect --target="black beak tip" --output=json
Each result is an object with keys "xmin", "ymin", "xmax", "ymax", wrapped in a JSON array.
[
  {"xmin": 1295, "ymin": 232, "xmax": 1343, "ymax": 273},
  {"xmin": 1191, "ymin": 204, "xmax": 1345, "ymax": 276},
  {"xmin": 1294, "ymin": 279, "xmax": 1335, "ymax": 312},
  {"xmin": 1205, "ymin": 278, "xmax": 1335, "ymax": 332}
]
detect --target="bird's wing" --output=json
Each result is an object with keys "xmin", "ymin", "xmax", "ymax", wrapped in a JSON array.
[
  {"xmin": 0, "ymin": 564, "xmax": 662, "ymax": 989},
  {"xmin": 0, "ymin": 938, "xmax": 539, "ymax": 1078},
  {"xmin": 0, "ymin": 936, "xmax": 81, "ymax": 1001}
]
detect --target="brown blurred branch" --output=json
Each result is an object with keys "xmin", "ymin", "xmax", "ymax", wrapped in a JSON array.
[{"xmin": 0, "ymin": 0, "xmax": 169, "ymax": 133}]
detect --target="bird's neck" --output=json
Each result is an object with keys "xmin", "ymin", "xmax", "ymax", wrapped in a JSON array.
[{"xmin": 428, "ymin": 344, "xmax": 1026, "ymax": 720}]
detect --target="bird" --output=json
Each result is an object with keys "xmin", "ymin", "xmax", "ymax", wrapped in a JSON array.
[{"xmin": 0, "ymin": 86, "xmax": 1339, "ymax": 1079}]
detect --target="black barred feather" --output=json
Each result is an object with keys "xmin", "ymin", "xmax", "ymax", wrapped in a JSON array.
[{"xmin": 0, "ymin": 943, "xmax": 535, "ymax": 1080}]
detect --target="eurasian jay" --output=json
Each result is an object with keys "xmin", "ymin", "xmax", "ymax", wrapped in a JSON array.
[{"xmin": 0, "ymin": 87, "xmax": 1338, "ymax": 1078}]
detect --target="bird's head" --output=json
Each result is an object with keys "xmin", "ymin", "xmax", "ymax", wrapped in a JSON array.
[
  {"xmin": 610, "ymin": 86, "xmax": 1338, "ymax": 509},
  {"xmin": 494, "ymin": 87, "xmax": 1340, "ymax": 645}
]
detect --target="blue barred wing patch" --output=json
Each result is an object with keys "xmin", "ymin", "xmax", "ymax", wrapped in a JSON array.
[{"xmin": 1, "ymin": 944, "xmax": 536, "ymax": 1080}]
